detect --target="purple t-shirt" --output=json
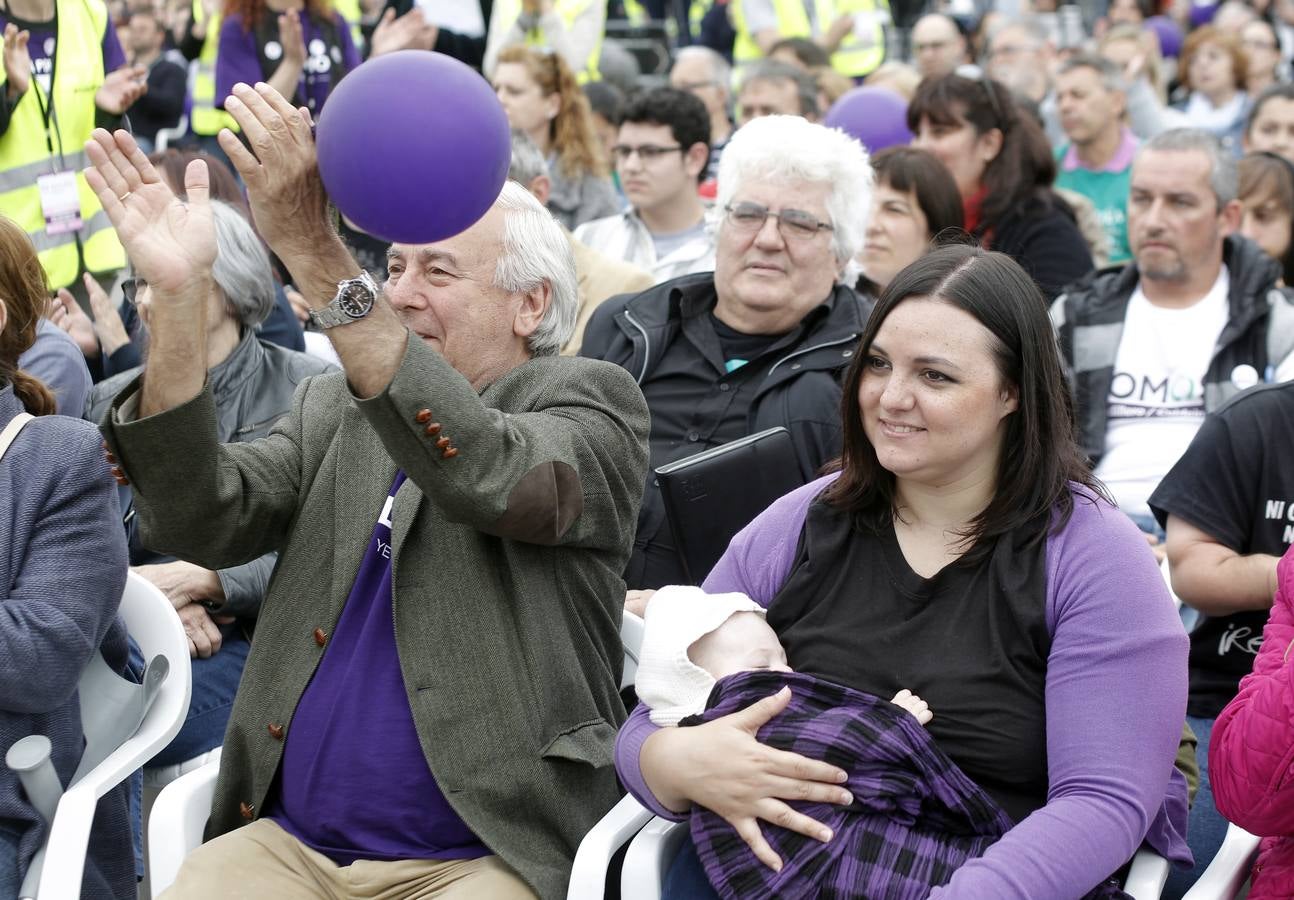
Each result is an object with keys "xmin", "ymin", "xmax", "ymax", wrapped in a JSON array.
[
  {"xmin": 267, "ymin": 471, "xmax": 489, "ymax": 865},
  {"xmin": 216, "ymin": 10, "xmax": 360, "ymax": 115},
  {"xmin": 0, "ymin": 9, "xmax": 126, "ymax": 99}
]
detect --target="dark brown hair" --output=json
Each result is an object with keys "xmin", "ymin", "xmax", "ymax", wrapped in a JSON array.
[
  {"xmin": 824, "ymin": 243, "xmax": 1101, "ymax": 563},
  {"xmin": 1239, "ymin": 151, "xmax": 1294, "ymax": 283},
  {"xmin": 227, "ymin": 0, "xmax": 333, "ymax": 29},
  {"xmin": 907, "ymin": 73, "xmax": 1060, "ymax": 233},
  {"xmin": 0, "ymin": 215, "xmax": 56, "ymax": 416},
  {"xmin": 871, "ymin": 146, "xmax": 965, "ymax": 239},
  {"xmin": 149, "ymin": 149, "xmax": 250, "ymax": 218}
]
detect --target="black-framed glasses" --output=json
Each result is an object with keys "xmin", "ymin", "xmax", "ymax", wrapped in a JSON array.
[
  {"xmin": 121, "ymin": 275, "xmax": 149, "ymax": 305},
  {"xmin": 723, "ymin": 202, "xmax": 834, "ymax": 240},
  {"xmin": 611, "ymin": 144, "xmax": 683, "ymax": 162}
]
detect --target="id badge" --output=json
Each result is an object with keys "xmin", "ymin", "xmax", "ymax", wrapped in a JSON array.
[{"xmin": 36, "ymin": 171, "xmax": 83, "ymax": 236}]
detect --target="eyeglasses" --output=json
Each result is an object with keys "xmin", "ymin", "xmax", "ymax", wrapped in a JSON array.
[
  {"xmin": 723, "ymin": 202, "xmax": 833, "ymax": 240},
  {"xmin": 121, "ymin": 275, "xmax": 149, "ymax": 305},
  {"xmin": 956, "ymin": 64, "xmax": 1008, "ymax": 129},
  {"xmin": 611, "ymin": 144, "xmax": 683, "ymax": 162}
]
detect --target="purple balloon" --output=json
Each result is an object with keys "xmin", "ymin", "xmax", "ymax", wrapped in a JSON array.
[
  {"xmin": 316, "ymin": 51, "xmax": 511, "ymax": 244},
  {"xmin": 823, "ymin": 86, "xmax": 913, "ymax": 154},
  {"xmin": 1144, "ymin": 15, "xmax": 1185, "ymax": 58}
]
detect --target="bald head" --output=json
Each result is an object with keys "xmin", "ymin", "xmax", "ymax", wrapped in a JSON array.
[{"xmin": 912, "ymin": 14, "xmax": 967, "ymax": 79}]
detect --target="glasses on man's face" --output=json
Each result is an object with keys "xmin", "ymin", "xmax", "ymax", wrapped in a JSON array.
[
  {"xmin": 723, "ymin": 201, "xmax": 834, "ymax": 240},
  {"xmin": 611, "ymin": 144, "xmax": 683, "ymax": 163},
  {"xmin": 121, "ymin": 275, "xmax": 149, "ymax": 305}
]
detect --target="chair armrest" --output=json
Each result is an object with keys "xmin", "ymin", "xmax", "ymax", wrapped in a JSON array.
[
  {"xmin": 622, "ymin": 816, "xmax": 688, "ymax": 900},
  {"xmin": 1181, "ymin": 824, "xmax": 1262, "ymax": 900},
  {"xmin": 147, "ymin": 753, "xmax": 222, "ymax": 899},
  {"xmin": 567, "ymin": 793, "xmax": 655, "ymax": 899},
  {"xmin": 1124, "ymin": 847, "xmax": 1170, "ymax": 900}
]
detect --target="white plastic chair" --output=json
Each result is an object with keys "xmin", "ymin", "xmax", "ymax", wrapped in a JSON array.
[
  {"xmin": 1182, "ymin": 823, "xmax": 1262, "ymax": 900},
  {"xmin": 5, "ymin": 572, "xmax": 190, "ymax": 900}
]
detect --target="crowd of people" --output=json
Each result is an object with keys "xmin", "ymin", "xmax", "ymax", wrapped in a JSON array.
[{"xmin": 4, "ymin": 0, "xmax": 1294, "ymax": 897}]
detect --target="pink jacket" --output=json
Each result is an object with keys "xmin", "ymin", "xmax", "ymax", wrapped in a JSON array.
[{"xmin": 1209, "ymin": 545, "xmax": 1294, "ymax": 899}]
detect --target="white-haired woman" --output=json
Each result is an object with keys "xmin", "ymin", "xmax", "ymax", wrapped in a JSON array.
[
  {"xmin": 85, "ymin": 201, "xmax": 337, "ymax": 769},
  {"xmin": 581, "ymin": 115, "xmax": 876, "ymax": 590}
]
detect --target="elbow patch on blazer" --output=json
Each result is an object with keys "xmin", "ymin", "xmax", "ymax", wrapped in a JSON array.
[{"xmin": 494, "ymin": 461, "xmax": 584, "ymax": 544}]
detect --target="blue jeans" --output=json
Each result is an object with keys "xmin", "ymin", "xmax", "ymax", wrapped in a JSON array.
[
  {"xmin": 662, "ymin": 838, "xmax": 719, "ymax": 899},
  {"xmin": 1163, "ymin": 715, "xmax": 1230, "ymax": 899},
  {"xmin": 0, "ymin": 820, "xmax": 21, "ymax": 898}
]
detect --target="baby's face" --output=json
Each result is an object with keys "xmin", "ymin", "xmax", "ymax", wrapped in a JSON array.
[{"xmin": 688, "ymin": 611, "xmax": 792, "ymax": 681}]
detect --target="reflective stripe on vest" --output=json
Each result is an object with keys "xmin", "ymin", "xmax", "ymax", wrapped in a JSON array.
[
  {"xmin": 493, "ymin": 0, "xmax": 603, "ymax": 83},
  {"xmin": 190, "ymin": 0, "xmax": 240, "ymax": 135},
  {"xmin": 0, "ymin": 0, "xmax": 125, "ymax": 289},
  {"xmin": 732, "ymin": 0, "xmax": 887, "ymax": 78}
]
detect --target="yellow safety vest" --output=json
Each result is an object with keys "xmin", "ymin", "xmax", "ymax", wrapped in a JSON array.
[
  {"xmin": 493, "ymin": 0, "xmax": 602, "ymax": 83},
  {"xmin": 189, "ymin": 0, "xmax": 239, "ymax": 136},
  {"xmin": 331, "ymin": 0, "xmax": 363, "ymax": 49},
  {"xmin": 731, "ymin": 0, "xmax": 887, "ymax": 79},
  {"xmin": 623, "ymin": 0, "xmax": 708, "ymax": 44},
  {"xmin": 0, "ymin": 0, "xmax": 125, "ymax": 290}
]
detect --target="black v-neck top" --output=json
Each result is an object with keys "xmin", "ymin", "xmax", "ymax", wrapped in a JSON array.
[{"xmin": 766, "ymin": 499, "xmax": 1054, "ymax": 822}]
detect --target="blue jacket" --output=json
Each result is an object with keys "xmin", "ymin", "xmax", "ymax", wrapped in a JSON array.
[{"xmin": 0, "ymin": 385, "xmax": 131, "ymax": 898}]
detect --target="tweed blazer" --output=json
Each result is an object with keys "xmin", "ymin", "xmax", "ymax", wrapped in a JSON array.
[{"xmin": 100, "ymin": 335, "xmax": 650, "ymax": 899}]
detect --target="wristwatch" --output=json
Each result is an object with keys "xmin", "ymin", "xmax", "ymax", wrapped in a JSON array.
[{"xmin": 308, "ymin": 270, "xmax": 378, "ymax": 329}]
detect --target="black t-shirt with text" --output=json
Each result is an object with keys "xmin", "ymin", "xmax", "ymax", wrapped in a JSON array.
[{"xmin": 1149, "ymin": 380, "xmax": 1294, "ymax": 718}]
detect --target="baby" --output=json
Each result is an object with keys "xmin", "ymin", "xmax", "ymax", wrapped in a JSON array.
[{"xmin": 635, "ymin": 586, "xmax": 933, "ymax": 727}]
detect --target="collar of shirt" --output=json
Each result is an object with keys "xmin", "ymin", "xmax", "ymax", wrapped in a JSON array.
[{"xmin": 1060, "ymin": 127, "xmax": 1138, "ymax": 174}]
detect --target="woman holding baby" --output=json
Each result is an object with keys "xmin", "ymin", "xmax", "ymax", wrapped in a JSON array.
[{"xmin": 615, "ymin": 244, "xmax": 1191, "ymax": 898}]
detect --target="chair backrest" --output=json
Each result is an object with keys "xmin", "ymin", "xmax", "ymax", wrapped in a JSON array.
[
  {"xmin": 621, "ymin": 611, "xmax": 644, "ymax": 691},
  {"xmin": 25, "ymin": 572, "xmax": 191, "ymax": 900}
]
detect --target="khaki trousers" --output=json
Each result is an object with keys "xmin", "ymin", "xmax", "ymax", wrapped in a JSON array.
[{"xmin": 159, "ymin": 819, "xmax": 538, "ymax": 899}]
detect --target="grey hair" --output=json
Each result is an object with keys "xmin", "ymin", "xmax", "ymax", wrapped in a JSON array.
[
  {"xmin": 737, "ymin": 59, "xmax": 819, "ymax": 118},
  {"xmin": 1139, "ymin": 128, "xmax": 1238, "ymax": 205},
  {"xmin": 674, "ymin": 45, "xmax": 731, "ymax": 93},
  {"xmin": 987, "ymin": 15, "xmax": 1052, "ymax": 51},
  {"xmin": 716, "ymin": 115, "xmax": 873, "ymax": 268},
  {"xmin": 211, "ymin": 200, "xmax": 275, "ymax": 327},
  {"xmin": 1057, "ymin": 52, "xmax": 1127, "ymax": 94},
  {"xmin": 508, "ymin": 129, "xmax": 550, "ymax": 185},
  {"xmin": 493, "ymin": 180, "xmax": 578, "ymax": 356}
]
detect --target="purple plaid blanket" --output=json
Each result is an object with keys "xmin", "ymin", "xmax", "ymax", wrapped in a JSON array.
[{"xmin": 685, "ymin": 670, "xmax": 1131, "ymax": 900}]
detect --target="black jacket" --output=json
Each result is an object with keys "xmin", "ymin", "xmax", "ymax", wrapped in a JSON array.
[
  {"xmin": 1050, "ymin": 234, "xmax": 1294, "ymax": 465},
  {"xmin": 580, "ymin": 273, "xmax": 873, "ymax": 585},
  {"xmin": 990, "ymin": 190, "xmax": 1094, "ymax": 301}
]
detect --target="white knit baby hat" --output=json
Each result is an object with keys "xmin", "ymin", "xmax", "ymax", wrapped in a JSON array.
[{"xmin": 635, "ymin": 585, "xmax": 767, "ymax": 726}]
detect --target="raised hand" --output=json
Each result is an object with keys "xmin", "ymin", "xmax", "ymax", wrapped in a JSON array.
[
  {"xmin": 279, "ymin": 10, "xmax": 306, "ymax": 71},
  {"xmin": 3, "ymin": 24, "xmax": 30, "ymax": 100},
  {"xmin": 83, "ymin": 128, "xmax": 215, "ymax": 303},
  {"xmin": 48, "ymin": 289, "xmax": 100, "ymax": 358},
  {"xmin": 95, "ymin": 65, "xmax": 148, "ymax": 114},
  {"xmin": 369, "ymin": 7, "xmax": 438, "ymax": 57},
  {"xmin": 217, "ymin": 82, "xmax": 329, "ymax": 261}
]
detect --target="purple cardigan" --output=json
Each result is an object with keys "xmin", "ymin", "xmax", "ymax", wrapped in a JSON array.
[{"xmin": 615, "ymin": 474, "xmax": 1193, "ymax": 899}]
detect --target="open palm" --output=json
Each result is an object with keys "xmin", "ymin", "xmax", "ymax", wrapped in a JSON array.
[{"xmin": 83, "ymin": 128, "xmax": 215, "ymax": 297}]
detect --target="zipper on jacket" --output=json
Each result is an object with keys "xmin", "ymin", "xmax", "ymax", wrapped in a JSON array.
[
  {"xmin": 766, "ymin": 333, "xmax": 860, "ymax": 379},
  {"xmin": 622, "ymin": 310, "xmax": 652, "ymax": 384}
]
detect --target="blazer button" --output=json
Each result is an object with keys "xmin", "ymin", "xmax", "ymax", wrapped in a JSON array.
[
  {"xmin": 424, "ymin": 422, "xmax": 442, "ymax": 436},
  {"xmin": 267, "ymin": 723, "xmax": 284, "ymax": 740},
  {"xmin": 239, "ymin": 801, "xmax": 255, "ymax": 820},
  {"xmin": 313, "ymin": 628, "xmax": 327, "ymax": 647},
  {"xmin": 441, "ymin": 447, "xmax": 459, "ymax": 459},
  {"xmin": 435, "ymin": 436, "xmax": 451, "ymax": 449},
  {"xmin": 415, "ymin": 409, "xmax": 432, "ymax": 424}
]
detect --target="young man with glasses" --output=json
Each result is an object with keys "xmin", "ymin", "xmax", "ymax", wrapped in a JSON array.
[
  {"xmin": 581, "ymin": 115, "xmax": 875, "ymax": 590},
  {"xmin": 574, "ymin": 86, "xmax": 715, "ymax": 283}
]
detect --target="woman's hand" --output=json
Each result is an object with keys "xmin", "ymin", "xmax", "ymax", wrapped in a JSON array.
[
  {"xmin": 278, "ymin": 11, "xmax": 307, "ymax": 73},
  {"xmin": 48, "ymin": 290, "xmax": 101, "ymax": 359},
  {"xmin": 369, "ymin": 7, "xmax": 438, "ymax": 57},
  {"xmin": 3, "ymin": 23, "xmax": 30, "ymax": 101},
  {"xmin": 640, "ymin": 687, "xmax": 851, "ymax": 872},
  {"xmin": 81, "ymin": 274, "xmax": 132, "ymax": 355},
  {"xmin": 95, "ymin": 65, "xmax": 148, "ymax": 114},
  {"xmin": 83, "ymin": 128, "xmax": 216, "ymax": 306}
]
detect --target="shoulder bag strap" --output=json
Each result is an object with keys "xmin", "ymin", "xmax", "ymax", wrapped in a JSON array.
[{"xmin": 0, "ymin": 412, "xmax": 34, "ymax": 462}]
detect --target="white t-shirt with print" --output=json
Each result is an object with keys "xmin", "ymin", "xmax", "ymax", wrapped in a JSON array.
[{"xmin": 1094, "ymin": 267, "xmax": 1231, "ymax": 519}]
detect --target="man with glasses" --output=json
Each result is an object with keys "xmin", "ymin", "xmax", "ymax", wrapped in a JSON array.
[
  {"xmin": 574, "ymin": 87, "xmax": 714, "ymax": 284},
  {"xmin": 911, "ymin": 13, "xmax": 969, "ymax": 80},
  {"xmin": 669, "ymin": 46, "xmax": 733, "ymax": 181},
  {"xmin": 581, "ymin": 115, "xmax": 875, "ymax": 589}
]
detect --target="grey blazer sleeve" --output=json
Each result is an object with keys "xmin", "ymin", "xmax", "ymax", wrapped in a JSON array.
[{"xmin": 356, "ymin": 334, "xmax": 649, "ymax": 550}]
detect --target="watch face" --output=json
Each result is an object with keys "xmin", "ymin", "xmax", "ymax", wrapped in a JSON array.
[{"xmin": 338, "ymin": 281, "xmax": 374, "ymax": 318}]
